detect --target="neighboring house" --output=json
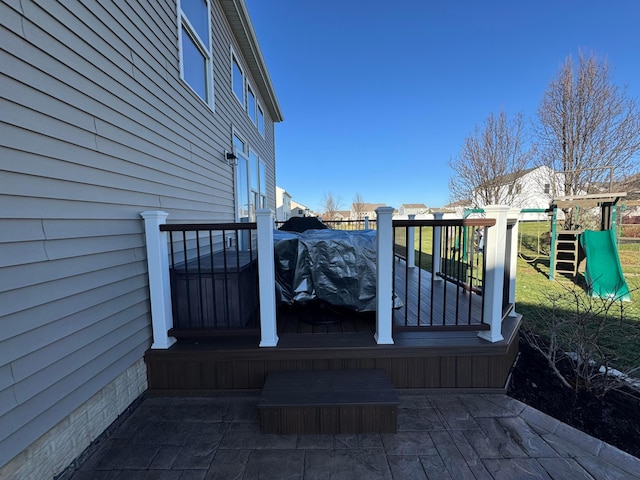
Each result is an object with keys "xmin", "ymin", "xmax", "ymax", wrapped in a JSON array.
[
  {"xmin": 397, "ymin": 203, "xmax": 429, "ymax": 218},
  {"xmin": 619, "ymin": 174, "xmax": 640, "ymax": 220},
  {"xmin": 350, "ymin": 202, "xmax": 385, "ymax": 220},
  {"xmin": 290, "ymin": 199, "xmax": 311, "ymax": 217},
  {"xmin": 275, "ymin": 186, "xmax": 292, "ymax": 222},
  {"xmin": 443, "ymin": 199, "xmax": 474, "ymax": 217},
  {"xmin": 0, "ymin": 1, "xmax": 282, "ymax": 478},
  {"xmin": 473, "ymin": 166, "xmax": 564, "ymax": 220},
  {"xmin": 329, "ymin": 210, "xmax": 352, "ymax": 221}
]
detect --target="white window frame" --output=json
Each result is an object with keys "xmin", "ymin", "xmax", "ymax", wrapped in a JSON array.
[
  {"xmin": 233, "ymin": 132, "xmax": 250, "ymax": 221},
  {"xmin": 177, "ymin": 0, "xmax": 214, "ymax": 107},
  {"xmin": 257, "ymin": 102, "xmax": 265, "ymax": 136},
  {"xmin": 259, "ymin": 159, "xmax": 267, "ymax": 208},
  {"xmin": 249, "ymin": 148, "xmax": 259, "ymax": 218},
  {"xmin": 231, "ymin": 50, "xmax": 245, "ymax": 107},
  {"xmin": 247, "ymin": 83, "xmax": 257, "ymax": 125}
]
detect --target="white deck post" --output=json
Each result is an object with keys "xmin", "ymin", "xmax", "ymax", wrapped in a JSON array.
[
  {"xmin": 256, "ymin": 209, "xmax": 279, "ymax": 347},
  {"xmin": 478, "ymin": 205, "xmax": 509, "ymax": 343},
  {"xmin": 407, "ymin": 214, "xmax": 416, "ymax": 269},
  {"xmin": 140, "ymin": 211, "xmax": 176, "ymax": 349},
  {"xmin": 507, "ymin": 208, "xmax": 521, "ymax": 315},
  {"xmin": 432, "ymin": 211, "xmax": 444, "ymax": 281},
  {"xmin": 375, "ymin": 206, "xmax": 394, "ymax": 344}
]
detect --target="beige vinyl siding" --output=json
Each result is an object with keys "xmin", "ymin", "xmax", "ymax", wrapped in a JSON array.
[{"xmin": 0, "ymin": 0, "xmax": 279, "ymax": 469}]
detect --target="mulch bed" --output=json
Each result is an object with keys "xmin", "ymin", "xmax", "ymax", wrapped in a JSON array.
[{"xmin": 507, "ymin": 337, "xmax": 640, "ymax": 458}]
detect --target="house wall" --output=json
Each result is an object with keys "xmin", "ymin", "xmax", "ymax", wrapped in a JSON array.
[
  {"xmin": 472, "ymin": 166, "xmax": 564, "ymax": 221},
  {"xmin": 0, "ymin": 0, "xmax": 278, "ymax": 474},
  {"xmin": 397, "ymin": 205, "xmax": 428, "ymax": 217},
  {"xmin": 275, "ymin": 186, "xmax": 291, "ymax": 221},
  {"xmin": 290, "ymin": 199, "xmax": 310, "ymax": 217}
]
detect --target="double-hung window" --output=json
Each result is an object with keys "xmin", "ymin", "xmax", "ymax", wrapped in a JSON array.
[
  {"xmin": 257, "ymin": 104, "xmax": 265, "ymax": 136},
  {"xmin": 232, "ymin": 54, "xmax": 244, "ymax": 106},
  {"xmin": 178, "ymin": 0, "xmax": 213, "ymax": 106},
  {"xmin": 247, "ymin": 84, "xmax": 256, "ymax": 125}
]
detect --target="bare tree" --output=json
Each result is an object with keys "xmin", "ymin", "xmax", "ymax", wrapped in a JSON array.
[
  {"xmin": 321, "ymin": 191, "xmax": 342, "ymax": 220},
  {"xmin": 449, "ymin": 111, "xmax": 532, "ymax": 207},
  {"xmin": 537, "ymin": 52, "xmax": 640, "ymax": 204},
  {"xmin": 352, "ymin": 192, "xmax": 366, "ymax": 220}
]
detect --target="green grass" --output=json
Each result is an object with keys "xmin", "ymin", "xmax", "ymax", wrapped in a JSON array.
[
  {"xmin": 515, "ymin": 221, "xmax": 640, "ymax": 373},
  {"xmin": 395, "ymin": 226, "xmax": 483, "ymax": 287}
]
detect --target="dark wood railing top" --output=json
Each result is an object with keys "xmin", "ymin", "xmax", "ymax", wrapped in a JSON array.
[{"xmin": 160, "ymin": 222, "xmax": 257, "ymax": 231}]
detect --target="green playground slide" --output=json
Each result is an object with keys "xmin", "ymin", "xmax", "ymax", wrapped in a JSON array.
[{"xmin": 579, "ymin": 229, "xmax": 631, "ymax": 301}]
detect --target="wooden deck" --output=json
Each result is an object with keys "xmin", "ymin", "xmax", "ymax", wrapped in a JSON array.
[
  {"xmin": 145, "ymin": 311, "xmax": 520, "ymax": 393},
  {"xmin": 147, "ymin": 257, "xmax": 518, "ymax": 394}
]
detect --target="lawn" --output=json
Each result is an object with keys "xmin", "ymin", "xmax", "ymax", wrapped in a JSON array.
[{"xmin": 515, "ymin": 221, "xmax": 640, "ymax": 373}]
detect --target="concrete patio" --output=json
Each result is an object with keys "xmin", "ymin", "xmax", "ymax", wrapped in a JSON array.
[{"xmin": 65, "ymin": 392, "xmax": 640, "ymax": 480}]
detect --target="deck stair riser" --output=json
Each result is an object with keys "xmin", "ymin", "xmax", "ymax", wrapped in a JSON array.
[{"xmin": 258, "ymin": 369, "xmax": 399, "ymax": 434}]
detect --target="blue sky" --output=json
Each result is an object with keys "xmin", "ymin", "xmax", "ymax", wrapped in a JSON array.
[{"xmin": 244, "ymin": 0, "xmax": 640, "ymax": 213}]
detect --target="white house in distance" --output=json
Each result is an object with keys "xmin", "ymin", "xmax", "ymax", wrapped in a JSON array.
[
  {"xmin": 291, "ymin": 199, "xmax": 312, "ymax": 217},
  {"xmin": 473, "ymin": 166, "xmax": 564, "ymax": 221},
  {"xmin": 333, "ymin": 210, "xmax": 352, "ymax": 221},
  {"xmin": 396, "ymin": 203, "xmax": 429, "ymax": 218},
  {"xmin": 275, "ymin": 186, "xmax": 292, "ymax": 222},
  {"xmin": 351, "ymin": 202, "xmax": 386, "ymax": 220},
  {"xmin": 0, "ymin": 1, "xmax": 282, "ymax": 478}
]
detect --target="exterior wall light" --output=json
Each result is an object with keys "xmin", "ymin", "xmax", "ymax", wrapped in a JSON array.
[{"xmin": 225, "ymin": 151, "xmax": 238, "ymax": 166}]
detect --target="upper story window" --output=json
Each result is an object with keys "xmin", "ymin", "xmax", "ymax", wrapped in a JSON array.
[
  {"xmin": 232, "ymin": 54, "xmax": 244, "ymax": 105},
  {"xmin": 178, "ymin": 0, "xmax": 213, "ymax": 106},
  {"xmin": 257, "ymin": 104, "xmax": 265, "ymax": 136},
  {"xmin": 232, "ymin": 50, "xmax": 267, "ymax": 135},
  {"xmin": 247, "ymin": 84, "xmax": 256, "ymax": 124}
]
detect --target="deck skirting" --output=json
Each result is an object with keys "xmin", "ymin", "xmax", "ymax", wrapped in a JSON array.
[{"xmin": 144, "ymin": 316, "xmax": 520, "ymax": 393}]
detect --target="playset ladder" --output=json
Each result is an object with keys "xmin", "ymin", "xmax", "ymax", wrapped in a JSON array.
[{"xmin": 554, "ymin": 230, "xmax": 581, "ymax": 277}]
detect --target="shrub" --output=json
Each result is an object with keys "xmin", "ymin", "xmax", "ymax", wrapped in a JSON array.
[
  {"xmin": 523, "ymin": 280, "xmax": 639, "ymax": 397},
  {"xmin": 621, "ymin": 224, "xmax": 640, "ymax": 238}
]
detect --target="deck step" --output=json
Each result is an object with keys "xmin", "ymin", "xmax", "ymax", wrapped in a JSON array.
[{"xmin": 258, "ymin": 369, "xmax": 399, "ymax": 434}]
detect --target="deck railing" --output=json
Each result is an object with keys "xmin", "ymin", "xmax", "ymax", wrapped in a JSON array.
[
  {"xmin": 392, "ymin": 217, "xmax": 494, "ymax": 329},
  {"xmin": 142, "ymin": 206, "xmax": 519, "ymax": 348},
  {"xmin": 159, "ymin": 222, "xmax": 259, "ymax": 336},
  {"xmin": 275, "ymin": 217, "xmax": 376, "ymax": 231},
  {"xmin": 322, "ymin": 218, "xmax": 377, "ymax": 230}
]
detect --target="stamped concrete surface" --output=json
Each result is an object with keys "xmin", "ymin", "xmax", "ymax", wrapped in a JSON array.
[{"xmin": 68, "ymin": 392, "xmax": 640, "ymax": 480}]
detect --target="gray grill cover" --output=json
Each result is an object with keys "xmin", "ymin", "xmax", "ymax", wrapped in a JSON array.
[{"xmin": 274, "ymin": 229, "xmax": 377, "ymax": 312}]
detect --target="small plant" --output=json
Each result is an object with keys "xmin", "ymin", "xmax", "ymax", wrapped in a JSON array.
[{"xmin": 523, "ymin": 280, "xmax": 640, "ymax": 397}]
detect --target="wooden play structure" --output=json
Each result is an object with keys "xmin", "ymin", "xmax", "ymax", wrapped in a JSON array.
[{"xmin": 549, "ymin": 192, "xmax": 631, "ymax": 301}]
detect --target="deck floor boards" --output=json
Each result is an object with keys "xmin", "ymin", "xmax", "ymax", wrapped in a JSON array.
[{"xmin": 393, "ymin": 257, "xmax": 484, "ymax": 328}]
